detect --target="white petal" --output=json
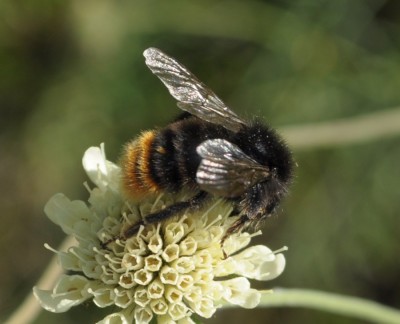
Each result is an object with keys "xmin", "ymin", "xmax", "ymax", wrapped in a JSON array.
[
  {"xmin": 221, "ymin": 232, "xmax": 251, "ymax": 255},
  {"xmin": 33, "ymin": 275, "xmax": 91, "ymax": 313},
  {"xmin": 231, "ymin": 288, "xmax": 260, "ymax": 308},
  {"xmin": 257, "ymin": 253, "xmax": 286, "ymax": 281},
  {"xmin": 213, "ymin": 258, "xmax": 237, "ymax": 277},
  {"xmin": 216, "ymin": 245, "xmax": 286, "ymax": 281},
  {"xmin": 44, "ymin": 193, "xmax": 99, "ymax": 239},
  {"xmin": 57, "ymin": 250, "xmax": 81, "ymax": 271},
  {"xmin": 82, "ymin": 145, "xmax": 120, "ymax": 190},
  {"xmin": 89, "ymin": 287, "xmax": 116, "ymax": 308},
  {"xmin": 192, "ymin": 298, "xmax": 216, "ymax": 318},
  {"xmin": 82, "ymin": 146, "xmax": 108, "ymax": 187},
  {"xmin": 219, "ymin": 277, "xmax": 261, "ymax": 308},
  {"xmin": 96, "ymin": 307, "xmax": 135, "ymax": 324}
]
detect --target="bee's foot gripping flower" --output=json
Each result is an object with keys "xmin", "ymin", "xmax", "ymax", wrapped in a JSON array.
[{"xmin": 33, "ymin": 144, "xmax": 287, "ymax": 324}]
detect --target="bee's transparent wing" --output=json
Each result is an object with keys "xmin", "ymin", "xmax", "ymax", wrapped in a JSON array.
[
  {"xmin": 144, "ymin": 47, "xmax": 246, "ymax": 132},
  {"xmin": 196, "ymin": 139, "xmax": 270, "ymax": 197}
]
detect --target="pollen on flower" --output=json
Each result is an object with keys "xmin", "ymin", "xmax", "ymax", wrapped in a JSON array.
[{"xmin": 32, "ymin": 145, "xmax": 287, "ymax": 323}]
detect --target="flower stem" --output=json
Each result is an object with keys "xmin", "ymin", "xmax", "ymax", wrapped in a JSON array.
[
  {"xmin": 281, "ymin": 106, "xmax": 400, "ymax": 150},
  {"xmin": 246, "ymin": 288, "xmax": 400, "ymax": 323},
  {"xmin": 5, "ymin": 236, "xmax": 76, "ymax": 324}
]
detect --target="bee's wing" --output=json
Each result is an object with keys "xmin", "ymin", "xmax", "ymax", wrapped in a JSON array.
[
  {"xmin": 196, "ymin": 139, "xmax": 270, "ymax": 198},
  {"xmin": 144, "ymin": 47, "xmax": 246, "ymax": 132}
]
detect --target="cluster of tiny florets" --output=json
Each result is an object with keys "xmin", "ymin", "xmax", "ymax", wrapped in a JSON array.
[
  {"xmin": 94, "ymin": 193, "xmax": 240, "ymax": 322},
  {"xmin": 33, "ymin": 145, "xmax": 286, "ymax": 324}
]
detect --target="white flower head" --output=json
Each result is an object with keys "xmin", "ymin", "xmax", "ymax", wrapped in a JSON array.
[{"xmin": 33, "ymin": 144, "xmax": 287, "ymax": 323}]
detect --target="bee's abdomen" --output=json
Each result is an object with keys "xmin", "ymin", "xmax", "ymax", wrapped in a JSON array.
[
  {"xmin": 150, "ymin": 120, "xmax": 209, "ymax": 192},
  {"xmin": 121, "ymin": 131, "xmax": 161, "ymax": 199},
  {"xmin": 122, "ymin": 118, "xmax": 230, "ymax": 199},
  {"xmin": 148, "ymin": 127, "xmax": 185, "ymax": 192}
]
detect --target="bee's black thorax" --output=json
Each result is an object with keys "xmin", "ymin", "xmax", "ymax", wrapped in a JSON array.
[{"xmin": 232, "ymin": 119, "xmax": 294, "ymax": 184}]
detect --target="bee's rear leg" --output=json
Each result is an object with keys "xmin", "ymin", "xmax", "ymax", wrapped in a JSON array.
[
  {"xmin": 221, "ymin": 214, "xmax": 249, "ymax": 257},
  {"xmin": 124, "ymin": 191, "xmax": 209, "ymax": 238},
  {"xmin": 100, "ymin": 234, "xmax": 123, "ymax": 249},
  {"xmin": 101, "ymin": 191, "xmax": 209, "ymax": 247}
]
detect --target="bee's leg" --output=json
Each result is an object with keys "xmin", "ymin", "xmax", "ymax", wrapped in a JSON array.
[
  {"xmin": 100, "ymin": 234, "xmax": 123, "ymax": 249},
  {"xmin": 122, "ymin": 191, "xmax": 209, "ymax": 240},
  {"xmin": 220, "ymin": 214, "xmax": 249, "ymax": 256}
]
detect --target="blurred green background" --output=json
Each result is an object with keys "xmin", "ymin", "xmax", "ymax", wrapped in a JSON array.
[{"xmin": 1, "ymin": 0, "xmax": 400, "ymax": 323}]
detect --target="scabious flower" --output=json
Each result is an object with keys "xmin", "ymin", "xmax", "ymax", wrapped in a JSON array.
[{"xmin": 33, "ymin": 144, "xmax": 286, "ymax": 324}]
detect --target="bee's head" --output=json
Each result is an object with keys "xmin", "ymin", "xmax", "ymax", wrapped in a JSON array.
[
  {"xmin": 242, "ymin": 178, "xmax": 286, "ymax": 217},
  {"xmin": 235, "ymin": 120, "xmax": 294, "ymax": 184}
]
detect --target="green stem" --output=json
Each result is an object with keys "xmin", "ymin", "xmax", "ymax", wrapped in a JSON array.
[
  {"xmin": 253, "ymin": 288, "xmax": 400, "ymax": 323},
  {"xmin": 5, "ymin": 236, "xmax": 76, "ymax": 324},
  {"xmin": 223, "ymin": 288, "xmax": 400, "ymax": 323}
]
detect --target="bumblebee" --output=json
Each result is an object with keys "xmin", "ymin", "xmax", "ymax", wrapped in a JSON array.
[{"xmin": 118, "ymin": 47, "xmax": 294, "ymax": 244}]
